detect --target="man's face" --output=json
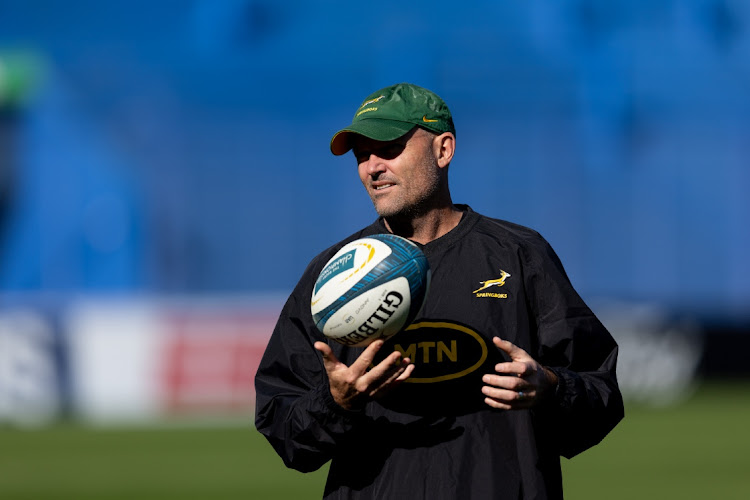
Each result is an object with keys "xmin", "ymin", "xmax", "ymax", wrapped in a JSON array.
[{"xmin": 353, "ymin": 127, "xmax": 441, "ymax": 218}]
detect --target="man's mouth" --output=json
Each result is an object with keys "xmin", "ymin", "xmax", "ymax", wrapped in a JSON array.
[{"xmin": 373, "ymin": 183, "xmax": 395, "ymax": 191}]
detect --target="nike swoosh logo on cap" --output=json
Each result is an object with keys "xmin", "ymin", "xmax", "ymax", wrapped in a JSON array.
[{"xmin": 422, "ymin": 116, "xmax": 438, "ymax": 123}]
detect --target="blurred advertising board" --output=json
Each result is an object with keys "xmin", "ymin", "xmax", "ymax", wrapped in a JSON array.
[
  {"xmin": 1, "ymin": 294, "xmax": 284, "ymax": 425},
  {"xmin": 65, "ymin": 296, "xmax": 283, "ymax": 424},
  {"xmin": 594, "ymin": 301, "xmax": 704, "ymax": 406},
  {"xmin": 0, "ymin": 307, "xmax": 63, "ymax": 426},
  {"xmin": 1, "ymin": 294, "xmax": 712, "ymax": 426}
]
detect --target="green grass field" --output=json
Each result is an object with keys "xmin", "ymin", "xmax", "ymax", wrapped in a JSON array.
[{"xmin": 1, "ymin": 381, "xmax": 748, "ymax": 499}]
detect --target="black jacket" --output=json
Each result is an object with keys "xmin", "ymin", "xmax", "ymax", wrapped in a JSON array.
[{"xmin": 255, "ymin": 207, "xmax": 624, "ymax": 499}]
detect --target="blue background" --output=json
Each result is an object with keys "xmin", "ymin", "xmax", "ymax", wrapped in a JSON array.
[{"xmin": 1, "ymin": 0, "xmax": 748, "ymax": 325}]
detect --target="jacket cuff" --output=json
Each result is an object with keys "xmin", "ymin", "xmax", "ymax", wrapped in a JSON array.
[
  {"xmin": 544, "ymin": 366, "xmax": 571, "ymax": 411},
  {"xmin": 319, "ymin": 383, "xmax": 367, "ymax": 420}
]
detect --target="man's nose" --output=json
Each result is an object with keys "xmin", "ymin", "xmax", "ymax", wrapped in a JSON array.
[{"xmin": 363, "ymin": 154, "xmax": 387, "ymax": 176}]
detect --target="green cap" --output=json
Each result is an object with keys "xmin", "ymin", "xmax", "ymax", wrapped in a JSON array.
[{"xmin": 330, "ymin": 83, "xmax": 455, "ymax": 156}]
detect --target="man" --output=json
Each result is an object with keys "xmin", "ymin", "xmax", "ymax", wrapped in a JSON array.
[{"xmin": 255, "ymin": 83, "xmax": 624, "ymax": 499}]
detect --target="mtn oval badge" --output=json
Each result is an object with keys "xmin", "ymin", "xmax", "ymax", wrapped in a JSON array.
[{"xmin": 387, "ymin": 321, "xmax": 489, "ymax": 383}]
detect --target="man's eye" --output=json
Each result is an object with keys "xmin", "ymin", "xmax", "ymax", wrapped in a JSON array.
[
  {"xmin": 381, "ymin": 145, "xmax": 404, "ymax": 158},
  {"xmin": 354, "ymin": 151, "xmax": 369, "ymax": 163},
  {"xmin": 353, "ymin": 143, "xmax": 404, "ymax": 162}
]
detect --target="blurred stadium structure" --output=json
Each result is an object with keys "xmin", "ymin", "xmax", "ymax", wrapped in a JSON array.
[{"xmin": 1, "ymin": 1, "xmax": 748, "ymax": 425}]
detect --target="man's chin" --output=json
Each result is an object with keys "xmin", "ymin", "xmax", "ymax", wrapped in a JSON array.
[
  {"xmin": 375, "ymin": 204, "xmax": 422, "ymax": 221},
  {"xmin": 371, "ymin": 196, "xmax": 430, "ymax": 219},
  {"xmin": 370, "ymin": 197, "xmax": 398, "ymax": 217},
  {"xmin": 373, "ymin": 203, "xmax": 403, "ymax": 218},
  {"xmin": 375, "ymin": 207, "xmax": 399, "ymax": 218}
]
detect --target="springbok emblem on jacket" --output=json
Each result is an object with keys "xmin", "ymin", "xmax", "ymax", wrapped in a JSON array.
[{"xmin": 473, "ymin": 270, "xmax": 511, "ymax": 293}]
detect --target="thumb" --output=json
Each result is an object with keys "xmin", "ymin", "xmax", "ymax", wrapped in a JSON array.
[
  {"xmin": 493, "ymin": 337, "xmax": 532, "ymax": 362},
  {"xmin": 314, "ymin": 341, "xmax": 340, "ymax": 373}
]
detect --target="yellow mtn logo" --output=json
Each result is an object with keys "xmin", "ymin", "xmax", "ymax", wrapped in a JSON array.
[
  {"xmin": 391, "ymin": 321, "xmax": 489, "ymax": 383},
  {"xmin": 473, "ymin": 270, "xmax": 510, "ymax": 298}
]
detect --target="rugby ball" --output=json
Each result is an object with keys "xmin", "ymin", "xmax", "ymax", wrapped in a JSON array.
[{"xmin": 311, "ymin": 234, "xmax": 430, "ymax": 347}]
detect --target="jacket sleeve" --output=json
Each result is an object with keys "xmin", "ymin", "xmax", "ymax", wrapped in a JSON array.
[
  {"xmin": 524, "ymin": 236, "xmax": 625, "ymax": 459},
  {"xmin": 254, "ymin": 263, "xmax": 366, "ymax": 472}
]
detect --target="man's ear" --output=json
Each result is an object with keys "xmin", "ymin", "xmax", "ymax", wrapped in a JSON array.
[{"xmin": 434, "ymin": 132, "xmax": 455, "ymax": 168}]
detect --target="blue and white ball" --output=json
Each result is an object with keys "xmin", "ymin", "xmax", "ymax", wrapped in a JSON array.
[{"xmin": 311, "ymin": 234, "xmax": 431, "ymax": 347}]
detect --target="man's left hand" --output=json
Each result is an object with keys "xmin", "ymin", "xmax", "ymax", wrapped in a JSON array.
[{"xmin": 482, "ymin": 337, "xmax": 558, "ymax": 410}]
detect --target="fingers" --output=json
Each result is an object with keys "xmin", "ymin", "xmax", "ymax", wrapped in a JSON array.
[
  {"xmin": 314, "ymin": 341, "xmax": 341, "ymax": 374},
  {"xmin": 314, "ymin": 339, "xmax": 413, "ymax": 408},
  {"xmin": 484, "ymin": 337, "xmax": 540, "ymax": 410},
  {"xmin": 349, "ymin": 339, "xmax": 385, "ymax": 374},
  {"xmin": 494, "ymin": 360, "xmax": 530, "ymax": 378},
  {"xmin": 482, "ymin": 389, "xmax": 535, "ymax": 410},
  {"xmin": 482, "ymin": 373, "xmax": 528, "ymax": 391},
  {"xmin": 313, "ymin": 341, "xmax": 332, "ymax": 357},
  {"xmin": 364, "ymin": 350, "xmax": 412, "ymax": 392},
  {"xmin": 315, "ymin": 339, "xmax": 391, "ymax": 379},
  {"xmin": 492, "ymin": 337, "xmax": 531, "ymax": 362},
  {"xmin": 492, "ymin": 337, "xmax": 532, "ymax": 378},
  {"xmin": 368, "ymin": 356, "xmax": 414, "ymax": 399},
  {"xmin": 482, "ymin": 372, "xmax": 535, "ymax": 409},
  {"xmin": 396, "ymin": 362, "xmax": 415, "ymax": 382}
]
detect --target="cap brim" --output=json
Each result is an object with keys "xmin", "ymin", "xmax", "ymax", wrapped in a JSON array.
[{"xmin": 330, "ymin": 119, "xmax": 416, "ymax": 156}]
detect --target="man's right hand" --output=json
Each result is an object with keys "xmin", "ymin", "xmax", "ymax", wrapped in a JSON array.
[{"xmin": 314, "ymin": 340, "xmax": 414, "ymax": 410}]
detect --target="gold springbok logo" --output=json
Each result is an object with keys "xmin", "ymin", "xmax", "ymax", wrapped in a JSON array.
[{"xmin": 473, "ymin": 270, "xmax": 511, "ymax": 293}]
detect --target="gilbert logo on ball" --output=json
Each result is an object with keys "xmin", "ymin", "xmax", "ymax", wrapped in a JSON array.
[{"xmin": 311, "ymin": 234, "xmax": 431, "ymax": 347}]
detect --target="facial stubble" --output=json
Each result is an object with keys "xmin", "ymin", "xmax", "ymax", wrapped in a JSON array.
[{"xmin": 371, "ymin": 152, "xmax": 442, "ymax": 220}]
